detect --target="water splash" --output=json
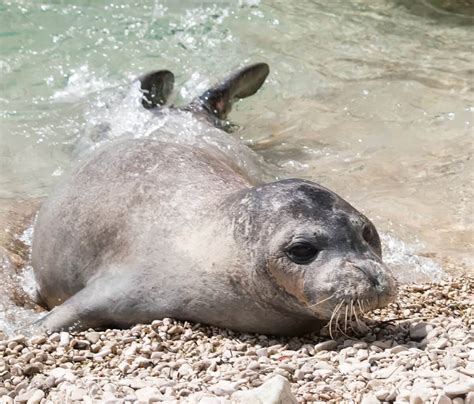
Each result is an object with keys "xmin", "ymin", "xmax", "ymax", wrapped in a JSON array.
[
  {"xmin": 381, "ymin": 232, "xmax": 445, "ymax": 283},
  {"xmin": 52, "ymin": 65, "xmax": 118, "ymax": 101}
]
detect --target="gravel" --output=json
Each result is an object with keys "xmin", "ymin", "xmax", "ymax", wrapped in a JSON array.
[{"xmin": 0, "ymin": 275, "xmax": 472, "ymax": 403}]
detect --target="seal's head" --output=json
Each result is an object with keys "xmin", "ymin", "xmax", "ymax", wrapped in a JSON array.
[{"xmin": 230, "ymin": 179, "xmax": 397, "ymax": 328}]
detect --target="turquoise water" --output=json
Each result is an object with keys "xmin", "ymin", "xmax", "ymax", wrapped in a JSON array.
[{"xmin": 0, "ymin": 0, "xmax": 473, "ymax": 332}]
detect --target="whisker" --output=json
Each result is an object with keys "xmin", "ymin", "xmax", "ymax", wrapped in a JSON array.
[
  {"xmin": 344, "ymin": 304, "xmax": 349, "ymax": 334},
  {"xmin": 308, "ymin": 292, "xmax": 336, "ymax": 309},
  {"xmin": 308, "ymin": 288, "xmax": 345, "ymax": 309},
  {"xmin": 357, "ymin": 299, "xmax": 365, "ymax": 315},
  {"xmin": 328, "ymin": 306, "xmax": 336, "ymax": 340},
  {"xmin": 334, "ymin": 301, "xmax": 344, "ymax": 338},
  {"xmin": 347, "ymin": 299, "xmax": 355, "ymax": 333},
  {"xmin": 353, "ymin": 299, "xmax": 363, "ymax": 332},
  {"xmin": 335, "ymin": 306, "xmax": 341, "ymax": 334},
  {"xmin": 328, "ymin": 300, "xmax": 343, "ymax": 340},
  {"xmin": 337, "ymin": 302, "xmax": 351, "ymax": 338},
  {"xmin": 362, "ymin": 299, "xmax": 368, "ymax": 314},
  {"xmin": 329, "ymin": 305, "xmax": 339, "ymax": 339},
  {"xmin": 336, "ymin": 303, "xmax": 345, "ymax": 335}
]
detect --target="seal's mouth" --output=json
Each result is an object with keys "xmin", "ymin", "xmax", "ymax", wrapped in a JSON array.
[
  {"xmin": 308, "ymin": 289, "xmax": 397, "ymax": 339},
  {"xmin": 304, "ymin": 258, "xmax": 398, "ymax": 336},
  {"xmin": 323, "ymin": 297, "xmax": 376, "ymax": 339}
]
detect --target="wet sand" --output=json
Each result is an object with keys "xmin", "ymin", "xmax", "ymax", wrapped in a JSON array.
[{"xmin": 0, "ymin": 199, "xmax": 42, "ymax": 313}]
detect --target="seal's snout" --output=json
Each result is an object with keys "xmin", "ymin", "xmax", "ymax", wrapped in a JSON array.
[
  {"xmin": 347, "ymin": 258, "xmax": 397, "ymax": 308},
  {"xmin": 348, "ymin": 261, "xmax": 379, "ymax": 288}
]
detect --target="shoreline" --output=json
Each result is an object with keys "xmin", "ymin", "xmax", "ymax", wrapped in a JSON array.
[{"xmin": 0, "ymin": 276, "xmax": 472, "ymax": 403}]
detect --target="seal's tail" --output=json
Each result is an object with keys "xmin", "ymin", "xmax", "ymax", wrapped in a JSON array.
[
  {"xmin": 137, "ymin": 64, "xmax": 269, "ymax": 129},
  {"xmin": 138, "ymin": 70, "xmax": 174, "ymax": 109},
  {"xmin": 194, "ymin": 63, "xmax": 270, "ymax": 121}
]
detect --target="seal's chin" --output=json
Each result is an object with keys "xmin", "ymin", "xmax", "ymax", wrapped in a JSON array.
[{"xmin": 304, "ymin": 258, "xmax": 398, "ymax": 321}]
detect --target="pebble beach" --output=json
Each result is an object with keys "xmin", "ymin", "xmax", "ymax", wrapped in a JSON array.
[
  {"xmin": 1, "ymin": 0, "xmax": 473, "ymax": 403},
  {"xmin": 0, "ymin": 276, "xmax": 472, "ymax": 404}
]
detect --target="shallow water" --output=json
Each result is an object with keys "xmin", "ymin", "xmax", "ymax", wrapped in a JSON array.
[{"xmin": 0, "ymin": 0, "xmax": 472, "ymax": 333}]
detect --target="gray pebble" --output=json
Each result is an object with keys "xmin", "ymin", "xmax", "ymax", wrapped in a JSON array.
[
  {"xmin": 410, "ymin": 322, "xmax": 431, "ymax": 341},
  {"xmin": 23, "ymin": 364, "xmax": 43, "ymax": 377},
  {"xmin": 313, "ymin": 340, "xmax": 338, "ymax": 353}
]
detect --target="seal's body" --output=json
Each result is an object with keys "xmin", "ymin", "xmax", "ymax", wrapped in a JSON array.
[{"xmin": 32, "ymin": 64, "xmax": 396, "ymax": 335}]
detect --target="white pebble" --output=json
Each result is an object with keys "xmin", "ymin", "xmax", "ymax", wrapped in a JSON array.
[
  {"xmin": 445, "ymin": 381, "xmax": 472, "ymax": 397},
  {"xmin": 135, "ymin": 387, "xmax": 162, "ymax": 402},
  {"xmin": 59, "ymin": 332, "xmax": 70, "ymax": 347},
  {"xmin": 435, "ymin": 395, "xmax": 452, "ymax": 404}
]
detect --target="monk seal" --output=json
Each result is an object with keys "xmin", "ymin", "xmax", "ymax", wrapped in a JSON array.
[{"xmin": 32, "ymin": 63, "xmax": 397, "ymax": 336}]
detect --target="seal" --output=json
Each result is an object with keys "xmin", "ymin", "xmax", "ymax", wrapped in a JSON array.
[{"xmin": 32, "ymin": 63, "xmax": 397, "ymax": 336}]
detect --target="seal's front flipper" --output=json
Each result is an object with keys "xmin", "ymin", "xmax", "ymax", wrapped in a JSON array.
[
  {"xmin": 34, "ymin": 283, "xmax": 111, "ymax": 332},
  {"xmin": 34, "ymin": 272, "xmax": 141, "ymax": 332},
  {"xmin": 35, "ymin": 298, "xmax": 86, "ymax": 332},
  {"xmin": 138, "ymin": 70, "xmax": 174, "ymax": 109},
  {"xmin": 196, "ymin": 63, "xmax": 270, "ymax": 121}
]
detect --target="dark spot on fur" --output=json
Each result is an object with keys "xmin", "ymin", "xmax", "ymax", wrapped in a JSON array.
[
  {"xmin": 296, "ymin": 184, "xmax": 335, "ymax": 209},
  {"xmin": 284, "ymin": 184, "xmax": 335, "ymax": 220}
]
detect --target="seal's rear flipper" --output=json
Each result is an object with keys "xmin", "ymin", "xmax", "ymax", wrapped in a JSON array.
[
  {"xmin": 138, "ymin": 70, "xmax": 174, "ymax": 109},
  {"xmin": 195, "ymin": 63, "xmax": 270, "ymax": 121}
]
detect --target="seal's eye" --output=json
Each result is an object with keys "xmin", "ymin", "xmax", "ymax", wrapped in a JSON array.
[
  {"xmin": 286, "ymin": 242, "xmax": 319, "ymax": 265},
  {"xmin": 362, "ymin": 224, "xmax": 375, "ymax": 245},
  {"xmin": 362, "ymin": 223, "xmax": 382, "ymax": 256}
]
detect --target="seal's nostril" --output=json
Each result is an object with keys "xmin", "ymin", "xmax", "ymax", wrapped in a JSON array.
[{"xmin": 349, "ymin": 261, "xmax": 379, "ymax": 288}]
